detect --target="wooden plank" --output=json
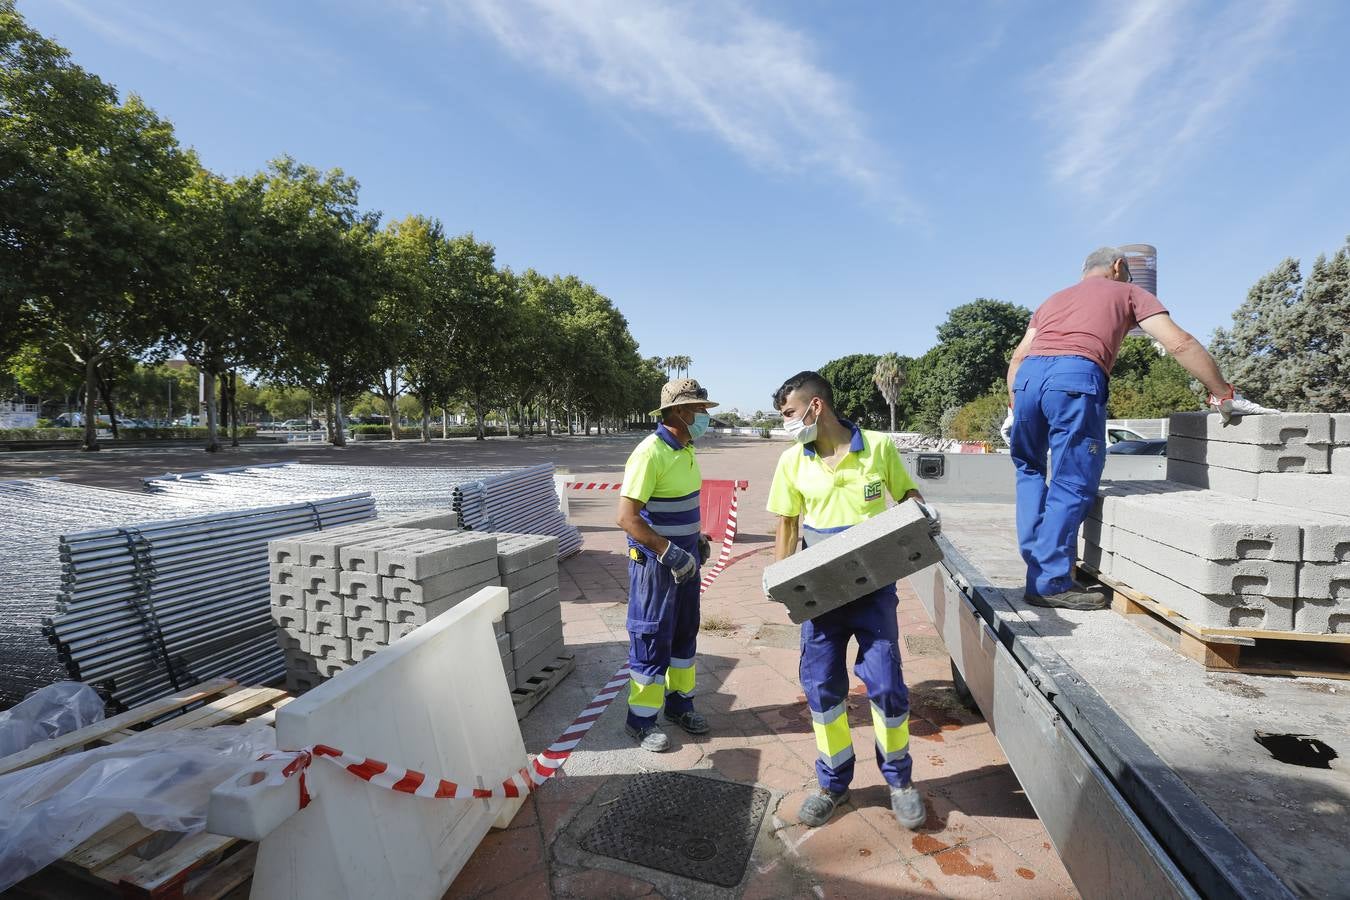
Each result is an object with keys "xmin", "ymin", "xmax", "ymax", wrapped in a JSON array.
[
  {"xmin": 184, "ymin": 845, "xmax": 257, "ymax": 900},
  {"xmin": 0, "ymin": 678, "xmax": 237, "ymax": 777},
  {"xmin": 63, "ymin": 817, "xmax": 156, "ymax": 871},
  {"xmin": 98, "ymin": 832, "xmax": 237, "ymax": 896},
  {"xmin": 104, "ymin": 688, "xmax": 289, "ymax": 742}
]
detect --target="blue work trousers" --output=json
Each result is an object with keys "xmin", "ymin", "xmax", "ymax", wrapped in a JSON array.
[
  {"xmin": 800, "ymin": 586, "xmax": 912, "ymax": 793},
  {"xmin": 625, "ymin": 552, "xmax": 700, "ymax": 729},
  {"xmin": 1010, "ymin": 355, "xmax": 1108, "ymax": 597}
]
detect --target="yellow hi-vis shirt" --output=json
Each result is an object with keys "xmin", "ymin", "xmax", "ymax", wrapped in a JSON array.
[
  {"xmin": 767, "ymin": 421, "xmax": 918, "ymax": 546},
  {"xmin": 620, "ymin": 423, "xmax": 703, "ymax": 556}
]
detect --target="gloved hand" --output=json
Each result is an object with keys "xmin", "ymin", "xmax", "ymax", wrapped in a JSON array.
[
  {"xmin": 999, "ymin": 406, "xmax": 1014, "ymax": 447},
  {"xmin": 1207, "ymin": 384, "xmax": 1280, "ymax": 424},
  {"xmin": 658, "ymin": 541, "xmax": 697, "ymax": 583},
  {"xmin": 698, "ymin": 533, "xmax": 712, "ymax": 565},
  {"xmin": 915, "ymin": 500, "xmax": 941, "ymax": 534}
]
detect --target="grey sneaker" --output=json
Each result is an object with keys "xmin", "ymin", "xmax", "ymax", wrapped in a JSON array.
[
  {"xmin": 1024, "ymin": 587, "xmax": 1108, "ymax": 611},
  {"xmin": 664, "ymin": 710, "xmax": 710, "ymax": 734},
  {"xmin": 798, "ymin": 789, "xmax": 849, "ymax": 828},
  {"xmin": 625, "ymin": 723, "xmax": 671, "ymax": 752},
  {"xmin": 891, "ymin": 784, "xmax": 927, "ymax": 829}
]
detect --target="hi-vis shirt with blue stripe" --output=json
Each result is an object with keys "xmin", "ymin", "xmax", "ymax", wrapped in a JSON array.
[
  {"xmin": 621, "ymin": 424, "xmax": 702, "ymax": 556},
  {"xmin": 767, "ymin": 421, "xmax": 917, "ymax": 546}
]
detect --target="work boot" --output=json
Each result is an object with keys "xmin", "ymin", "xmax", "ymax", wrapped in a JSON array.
[
  {"xmin": 1023, "ymin": 586, "xmax": 1108, "ymax": 611},
  {"xmin": 891, "ymin": 785, "xmax": 927, "ymax": 829},
  {"xmin": 664, "ymin": 710, "xmax": 710, "ymax": 734},
  {"xmin": 625, "ymin": 723, "xmax": 671, "ymax": 752},
  {"xmin": 798, "ymin": 789, "xmax": 849, "ymax": 828}
]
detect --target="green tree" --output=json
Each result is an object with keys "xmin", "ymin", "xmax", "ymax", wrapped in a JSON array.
[
  {"xmin": 1289, "ymin": 241, "xmax": 1350, "ymax": 411},
  {"xmin": 442, "ymin": 233, "xmax": 512, "ymax": 440},
  {"xmin": 872, "ymin": 352, "xmax": 908, "ymax": 432},
  {"xmin": 949, "ymin": 390, "xmax": 1008, "ymax": 443},
  {"xmin": 910, "ymin": 299, "xmax": 1031, "ymax": 433},
  {"xmin": 1107, "ymin": 335, "xmax": 1203, "ymax": 418},
  {"xmin": 819, "ymin": 354, "xmax": 888, "ymax": 428},
  {"xmin": 1210, "ymin": 259, "xmax": 1303, "ymax": 410}
]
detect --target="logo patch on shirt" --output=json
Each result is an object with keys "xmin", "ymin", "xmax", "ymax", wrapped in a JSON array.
[{"xmin": 864, "ymin": 480, "xmax": 883, "ymax": 502}]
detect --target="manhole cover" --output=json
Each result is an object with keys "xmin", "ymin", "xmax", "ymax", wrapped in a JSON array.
[{"xmin": 580, "ymin": 772, "xmax": 770, "ymax": 887}]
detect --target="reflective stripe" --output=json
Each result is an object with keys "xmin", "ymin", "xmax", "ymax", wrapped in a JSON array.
[
  {"xmin": 646, "ymin": 495, "xmax": 701, "ymax": 513},
  {"xmin": 653, "ymin": 521, "xmax": 703, "ymax": 537},
  {"xmin": 802, "ymin": 524, "xmax": 850, "ymax": 548},
  {"xmin": 812, "ymin": 700, "xmax": 853, "ymax": 768},
  {"xmin": 628, "ymin": 677, "xmax": 665, "ymax": 715},
  {"xmin": 665, "ymin": 659, "xmax": 695, "ymax": 698},
  {"xmin": 870, "ymin": 703, "xmax": 910, "ymax": 762},
  {"xmin": 629, "ymin": 670, "xmax": 661, "ymax": 686},
  {"xmin": 669, "ymin": 656, "xmax": 694, "ymax": 668}
]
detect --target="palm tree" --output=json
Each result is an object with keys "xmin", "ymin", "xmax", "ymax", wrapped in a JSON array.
[
  {"xmin": 661, "ymin": 356, "xmax": 675, "ymax": 379},
  {"xmin": 873, "ymin": 353, "xmax": 907, "ymax": 432},
  {"xmin": 675, "ymin": 355, "xmax": 692, "ymax": 378}
]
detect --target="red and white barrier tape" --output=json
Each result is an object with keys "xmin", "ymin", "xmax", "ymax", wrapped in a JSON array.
[
  {"xmin": 268, "ymin": 666, "xmax": 630, "ymax": 806},
  {"xmin": 699, "ymin": 488, "xmax": 739, "ymax": 592},
  {"xmin": 565, "ymin": 481, "xmax": 622, "ymax": 491}
]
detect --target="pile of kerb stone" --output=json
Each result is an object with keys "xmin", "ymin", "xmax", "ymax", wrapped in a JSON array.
[
  {"xmin": 1079, "ymin": 412, "xmax": 1350, "ymax": 634},
  {"xmin": 266, "ymin": 511, "xmax": 562, "ymax": 692}
]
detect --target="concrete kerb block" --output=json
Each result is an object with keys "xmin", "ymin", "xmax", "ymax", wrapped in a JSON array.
[
  {"xmin": 506, "ymin": 575, "xmax": 560, "ymax": 613},
  {"xmin": 1169, "ymin": 411, "xmax": 1333, "ymax": 445},
  {"xmin": 1333, "ymin": 414, "xmax": 1350, "ymax": 446},
  {"xmin": 274, "ymin": 630, "xmax": 310, "ymax": 654},
  {"xmin": 1110, "ymin": 555, "xmax": 1296, "ymax": 631},
  {"xmin": 305, "ymin": 610, "xmax": 347, "ymax": 640},
  {"xmin": 285, "ymin": 670, "xmax": 325, "ymax": 694},
  {"xmin": 1077, "ymin": 540, "xmax": 1114, "ymax": 575},
  {"xmin": 348, "ymin": 618, "xmax": 389, "ymax": 645},
  {"xmin": 514, "ymin": 636, "xmax": 565, "ymax": 681},
  {"xmin": 382, "ymin": 579, "xmax": 502, "ymax": 626},
  {"xmin": 502, "ymin": 558, "xmax": 560, "ymax": 591},
  {"xmin": 336, "ymin": 528, "xmax": 457, "ymax": 572},
  {"xmin": 1166, "ymin": 459, "xmax": 1260, "ymax": 499},
  {"xmin": 1080, "ymin": 516, "xmax": 1114, "ymax": 553},
  {"xmin": 303, "ymin": 589, "xmax": 343, "ymax": 615},
  {"xmin": 338, "ymin": 570, "xmax": 381, "ymax": 600},
  {"xmin": 348, "ymin": 637, "xmax": 382, "ymax": 664},
  {"xmin": 382, "ymin": 508, "xmax": 461, "ymax": 531},
  {"xmin": 376, "ymin": 532, "xmax": 498, "ymax": 580},
  {"xmin": 503, "ymin": 587, "xmax": 560, "ymax": 631},
  {"xmin": 1111, "ymin": 529, "xmax": 1297, "ymax": 597},
  {"xmin": 270, "ymin": 606, "xmax": 305, "ymax": 635},
  {"xmin": 311, "ymin": 635, "xmax": 351, "ymax": 676},
  {"xmin": 1257, "ymin": 474, "xmax": 1350, "ymax": 519},
  {"xmin": 296, "ymin": 567, "xmax": 339, "ymax": 594},
  {"xmin": 270, "ymin": 563, "xmax": 302, "ymax": 586},
  {"xmin": 493, "ymin": 534, "xmax": 560, "ymax": 575},
  {"xmin": 1298, "ymin": 562, "xmax": 1350, "ymax": 601},
  {"xmin": 1333, "ymin": 447, "xmax": 1350, "ymax": 477},
  {"xmin": 763, "ymin": 501, "xmax": 942, "ymax": 624},
  {"xmin": 509, "ymin": 603, "xmax": 563, "ymax": 652},
  {"xmin": 388, "ymin": 621, "xmax": 417, "ymax": 642},
  {"xmin": 269, "ymin": 584, "xmax": 306, "ymax": 610},
  {"xmin": 1294, "ymin": 598, "xmax": 1350, "ymax": 635},
  {"xmin": 1168, "ymin": 435, "xmax": 1330, "ymax": 475},
  {"xmin": 511, "ymin": 618, "xmax": 564, "ymax": 661},
  {"xmin": 343, "ymin": 593, "xmax": 385, "ymax": 623},
  {"xmin": 1100, "ymin": 491, "xmax": 1304, "ymax": 562},
  {"xmin": 494, "ymin": 619, "xmax": 506, "ymax": 637},
  {"xmin": 269, "ymin": 522, "xmax": 384, "ymax": 566},
  {"xmin": 379, "ymin": 560, "xmax": 500, "ymax": 605},
  {"xmin": 298, "ymin": 523, "xmax": 397, "ymax": 568}
]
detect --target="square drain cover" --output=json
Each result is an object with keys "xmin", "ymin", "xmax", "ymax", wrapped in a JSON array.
[{"xmin": 580, "ymin": 772, "xmax": 770, "ymax": 887}]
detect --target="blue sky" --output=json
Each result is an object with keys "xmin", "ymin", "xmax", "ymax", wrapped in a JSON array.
[{"xmin": 22, "ymin": 0, "xmax": 1350, "ymax": 415}]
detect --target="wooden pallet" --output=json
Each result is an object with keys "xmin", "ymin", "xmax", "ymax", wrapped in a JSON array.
[
  {"xmin": 511, "ymin": 653, "xmax": 576, "ymax": 720},
  {"xmin": 1078, "ymin": 564, "xmax": 1350, "ymax": 679},
  {"xmin": 4, "ymin": 680, "xmax": 290, "ymax": 899}
]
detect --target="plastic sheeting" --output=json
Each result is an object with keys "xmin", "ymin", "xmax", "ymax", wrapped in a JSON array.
[
  {"xmin": 0, "ymin": 682, "xmax": 104, "ymax": 758},
  {"xmin": 0, "ymin": 724, "xmax": 276, "ymax": 890}
]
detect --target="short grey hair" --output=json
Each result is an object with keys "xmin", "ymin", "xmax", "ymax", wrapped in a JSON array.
[{"xmin": 1083, "ymin": 246, "xmax": 1126, "ymax": 274}]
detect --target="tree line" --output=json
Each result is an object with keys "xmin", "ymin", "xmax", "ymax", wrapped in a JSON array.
[{"xmin": 0, "ymin": 2, "xmax": 668, "ymax": 450}]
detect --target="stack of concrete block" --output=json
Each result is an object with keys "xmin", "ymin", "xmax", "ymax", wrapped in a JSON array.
[
  {"xmin": 1078, "ymin": 412, "xmax": 1350, "ymax": 634},
  {"xmin": 495, "ymin": 533, "xmax": 564, "ymax": 689}
]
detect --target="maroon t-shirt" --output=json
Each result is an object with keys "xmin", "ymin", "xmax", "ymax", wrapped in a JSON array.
[{"xmin": 1027, "ymin": 277, "xmax": 1168, "ymax": 374}]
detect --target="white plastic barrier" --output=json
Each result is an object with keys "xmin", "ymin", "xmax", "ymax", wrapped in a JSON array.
[{"xmin": 208, "ymin": 586, "xmax": 527, "ymax": 900}]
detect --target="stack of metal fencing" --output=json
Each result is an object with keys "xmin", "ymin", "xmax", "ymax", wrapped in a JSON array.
[
  {"xmin": 47, "ymin": 493, "xmax": 377, "ymax": 710},
  {"xmin": 144, "ymin": 462, "xmax": 582, "ymax": 558},
  {"xmin": 0, "ymin": 480, "xmax": 205, "ymax": 707}
]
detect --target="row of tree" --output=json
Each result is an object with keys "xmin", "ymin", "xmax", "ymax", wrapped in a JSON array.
[{"xmin": 1, "ymin": 3, "xmax": 670, "ymax": 450}]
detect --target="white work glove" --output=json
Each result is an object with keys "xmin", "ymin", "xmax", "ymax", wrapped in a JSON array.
[
  {"xmin": 999, "ymin": 406, "xmax": 1014, "ymax": 446},
  {"xmin": 1207, "ymin": 384, "xmax": 1280, "ymax": 424},
  {"xmin": 915, "ymin": 500, "xmax": 941, "ymax": 534},
  {"xmin": 658, "ymin": 541, "xmax": 697, "ymax": 583},
  {"xmin": 762, "ymin": 569, "xmax": 774, "ymax": 602}
]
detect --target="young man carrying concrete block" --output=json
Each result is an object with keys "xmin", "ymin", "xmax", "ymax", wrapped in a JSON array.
[{"xmin": 767, "ymin": 371, "xmax": 938, "ymax": 832}]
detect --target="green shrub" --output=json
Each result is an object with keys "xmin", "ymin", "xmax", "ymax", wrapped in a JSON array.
[
  {"xmin": 948, "ymin": 391, "xmax": 1008, "ymax": 443},
  {"xmin": 0, "ymin": 426, "xmax": 259, "ymax": 441},
  {"xmin": 349, "ymin": 424, "xmax": 392, "ymax": 435}
]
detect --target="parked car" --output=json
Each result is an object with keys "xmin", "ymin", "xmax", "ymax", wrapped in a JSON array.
[{"xmin": 1107, "ymin": 438, "xmax": 1168, "ymax": 455}]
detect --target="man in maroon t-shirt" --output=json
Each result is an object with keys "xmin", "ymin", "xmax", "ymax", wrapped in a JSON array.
[{"xmin": 1003, "ymin": 247, "xmax": 1241, "ymax": 610}]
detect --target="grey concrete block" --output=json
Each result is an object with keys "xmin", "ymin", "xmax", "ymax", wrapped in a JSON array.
[
  {"xmin": 343, "ymin": 593, "xmax": 385, "ymax": 622},
  {"xmin": 270, "ymin": 563, "xmax": 302, "ymax": 586},
  {"xmin": 1303, "ymin": 520, "xmax": 1350, "ymax": 564},
  {"xmin": 285, "ymin": 670, "xmax": 325, "ymax": 694},
  {"xmin": 763, "ymin": 501, "xmax": 942, "ymax": 623},
  {"xmin": 1076, "ymin": 535, "xmax": 1114, "ymax": 574},
  {"xmin": 388, "ymin": 621, "xmax": 417, "ymax": 642},
  {"xmin": 1166, "ymin": 459, "xmax": 1260, "ymax": 499},
  {"xmin": 283, "ymin": 646, "xmax": 318, "ymax": 674},
  {"xmin": 1257, "ymin": 474, "xmax": 1350, "ymax": 518},
  {"xmin": 311, "ymin": 636, "xmax": 351, "ymax": 675},
  {"xmin": 1167, "ymin": 434, "xmax": 1330, "ymax": 474},
  {"xmin": 383, "ymin": 508, "xmax": 461, "ymax": 531},
  {"xmin": 511, "ymin": 617, "xmax": 564, "ymax": 662},
  {"xmin": 496, "ymin": 631, "xmax": 510, "ymax": 655},
  {"xmin": 305, "ymin": 610, "xmax": 347, "ymax": 639},
  {"xmin": 1294, "ymin": 598, "xmax": 1350, "ymax": 635},
  {"xmin": 507, "ymin": 575, "xmax": 560, "ymax": 612},
  {"xmin": 303, "ymin": 589, "xmax": 343, "ymax": 614},
  {"xmin": 1333, "ymin": 447, "xmax": 1350, "ymax": 476},
  {"xmin": 1111, "ymin": 529, "xmax": 1297, "ymax": 597},
  {"xmin": 383, "ymin": 578, "xmax": 501, "ymax": 626},
  {"xmin": 501, "ymin": 558, "xmax": 559, "ymax": 591},
  {"xmin": 274, "ymin": 630, "xmax": 309, "ymax": 654},
  {"xmin": 509, "ymin": 603, "xmax": 563, "ymax": 652},
  {"xmin": 1334, "ymin": 414, "xmax": 1350, "ymax": 446},
  {"xmin": 295, "ymin": 566, "xmax": 339, "ymax": 594},
  {"xmin": 376, "ymin": 532, "xmax": 498, "ymax": 580},
  {"xmin": 338, "ymin": 569, "xmax": 381, "ymax": 598},
  {"xmin": 1169, "ymin": 411, "xmax": 1332, "ymax": 445},
  {"xmin": 347, "ymin": 618, "xmax": 388, "ymax": 644},
  {"xmin": 349, "ymin": 636, "xmax": 384, "ymax": 662},
  {"xmin": 514, "ymin": 637, "xmax": 565, "ymax": 681},
  {"xmin": 504, "ymin": 588, "xmax": 560, "ymax": 631},
  {"xmin": 298, "ymin": 524, "xmax": 396, "ymax": 568},
  {"xmin": 335, "ymin": 528, "xmax": 454, "ymax": 571},
  {"xmin": 494, "ymin": 533, "xmax": 560, "ymax": 574},
  {"xmin": 269, "ymin": 583, "xmax": 306, "ymax": 610},
  {"xmin": 1099, "ymin": 486, "xmax": 1302, "ymax": 561},
  {"xmin": 380, "ymin": 560, "xmax": 500, "ymax": 604},
  {"xmin": 1109, "ymin": 556, "xmax": 1296, "ymax": 631},
  {"xmin": 1298, "ymin": 562, "xmax": 1350, "ymax": 600},
  {"xmin": 1080, "ymin": 516, "xmax": 1114, "ymax": 553},
  {"xmin": 270, "ymin": 606, "xmax": 305, "ymax": 635}
]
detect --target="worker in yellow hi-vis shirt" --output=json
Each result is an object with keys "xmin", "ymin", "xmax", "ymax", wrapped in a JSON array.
[
  {"xmin": 615, "ymin": 379, "xmax": 717, "ymax": 752},
  {"xmin": 767, "ymin": 371, "xmax": 938, "ymax": 831}
]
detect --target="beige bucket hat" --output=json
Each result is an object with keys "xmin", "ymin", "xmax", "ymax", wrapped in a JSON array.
[{"xmin": 650, "ymin": 378, "xmax": 720, "ymax": 416}]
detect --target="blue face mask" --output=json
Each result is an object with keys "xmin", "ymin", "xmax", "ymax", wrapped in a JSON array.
[{"xmin": 686, "ymin": 412, "xmax": 711, "ymax": 441}]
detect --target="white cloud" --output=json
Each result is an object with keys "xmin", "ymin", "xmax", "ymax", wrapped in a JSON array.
[
  {"xmin": 450, "ymin": 0, "xmax": 910, "ymax": 219},
  {"xmin": 1039, "ymin": 0, "xmax": 1296, "ymax": 216}
]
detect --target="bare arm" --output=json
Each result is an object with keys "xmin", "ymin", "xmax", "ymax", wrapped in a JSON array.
[
  {"xmin": 1006, "ymin": 327, "xmax": 1038, "ymax": 403},
  {"xmin": 774, "ymin": 515, "xmax": 800, "ymax": 562},
  {"xmin": 616, "ymin": 497, "xmax": 670, "ymax": 556},
  {"xmin": 1138, "ymin": 314, "xmax": 1229, "ymax": 396}
]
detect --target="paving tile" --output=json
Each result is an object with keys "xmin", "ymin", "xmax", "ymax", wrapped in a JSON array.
[
  {"xmin": 445, "ymin": 823, "xmax": 545, "ymax": 897},
  {"xmin": 1008, "ymin": 834, "xmax": 1079, "ymax": 896},
  {"xmin": 773, "ymin": 812, "xmax": 892, "ymax": 879},
  {"xmin": 909, "ymin": 836, "xmax": 1069, "ymax": 898},
  {"xmin": 815, "ymin": 861, "xmax": 944, "ymax": 898},
  {"xmin": 553, "ymin": 867, "xmax": 658, "ymax": 898},
  {"xmin": 938, "ymin": 770, "xmax": 1045, "ymax": 843}
]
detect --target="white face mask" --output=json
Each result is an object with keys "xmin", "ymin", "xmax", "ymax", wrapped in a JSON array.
[{"xmin": 784, "ymin": 400, "xmax": 819, "ymax": 444}]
